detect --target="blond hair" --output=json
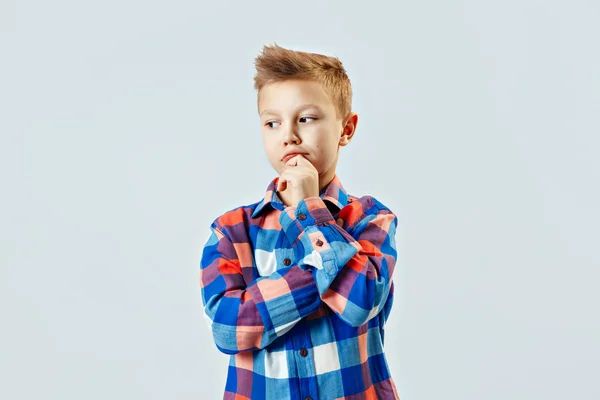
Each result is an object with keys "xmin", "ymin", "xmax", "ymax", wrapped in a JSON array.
[{"xmin": 253, "ymin": 43, "xmax": 352, "ymax": 120}]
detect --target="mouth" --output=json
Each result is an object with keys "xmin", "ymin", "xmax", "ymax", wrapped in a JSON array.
[{"xmin": 282, "ymin": 152, "xmax": 305, "ymax": 162}]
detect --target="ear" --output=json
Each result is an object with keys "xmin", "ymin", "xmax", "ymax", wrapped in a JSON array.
[{"xmin": 339, "ymin": 112, "xmax": 358, "ymax": 147}]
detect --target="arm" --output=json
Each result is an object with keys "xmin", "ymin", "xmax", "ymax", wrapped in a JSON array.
[
  {"xmin": 279, "ymin": 196, "xmax": 398, "ymax": 327},
  {"xmin": 199, "ymin": 218, "xmax": 322, "ymax": 355}
]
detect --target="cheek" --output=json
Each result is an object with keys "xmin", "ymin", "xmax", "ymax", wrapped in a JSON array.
[
  {"xmin": 263, "ymin": 144, "xmax": 279, "ymax": 167},
  {"xmin": 316, "ymin": 136, "xmax": 337, "ymax": 154},
  {"xmin": 263, "ymin": 140, "xmax": 276, "ymax": 157}
]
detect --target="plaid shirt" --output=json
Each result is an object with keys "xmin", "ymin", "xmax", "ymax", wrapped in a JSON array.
[{"xmin": 199, "ymin": 173, "xmax": 400, "ymax": 400}]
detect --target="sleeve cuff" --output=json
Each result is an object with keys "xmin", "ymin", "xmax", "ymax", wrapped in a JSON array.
[
  {"xmin": 279, "ymin": 196, "xmax": 360, "ymax": 294},
  {"xmin": 279, "ymin": 196, "xmax": 337, "ymax": 240}
]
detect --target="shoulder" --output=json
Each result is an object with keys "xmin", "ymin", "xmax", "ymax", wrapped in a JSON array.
[
  {"xmin": 341, "ymin": 194, "xmax": 396, "ymax": 229},
  {"xmin": 210, "ymin": 201, "xmax": 260, "ymax": 235},
  {"xmin": 347, "ymin": 194, "xmax": 394, "ymax": 213}
]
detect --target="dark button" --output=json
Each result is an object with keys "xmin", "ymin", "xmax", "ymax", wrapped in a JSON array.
[
  {"xmin": 298, "ymin": 213, "xmax": 307, "ymax": 220},
  {"xmin": 283, "ymin": 258, "xmax": 291, "ymax": 266},
  {"xmin": 315, "ymin": 239, "xmax": 323, "ymax": 246},
  {"xmin": 300, "ymin": 348, "xmax": 308, "ymax": 357},
  {"xmin": 306, "ymin": 397, "xmax": 313, "ymax": 400}
]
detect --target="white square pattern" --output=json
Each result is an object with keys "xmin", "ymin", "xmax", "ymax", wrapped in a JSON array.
[
  {"xmin": 274, "ymin": 319, "xmax": 298, "ymax": 337},
  {"xmin": 264, "ymin": 349, "xmax": 289, "ymax": 379},
  {"xmin": 302, "ymin": 249, "xmax": 324, "ymax": 270},
  {"xmin": 255, "ymin": 248, "xmax": 277, "ymax": 276},
  {"xmin": 312, "ymin": 341, "xmax": 341, "ymax": 375}
]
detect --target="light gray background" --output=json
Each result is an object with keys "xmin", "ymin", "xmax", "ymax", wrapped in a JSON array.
[{"xmin": 1, "ymin": 0, "xmax": 598, "ymax": 399}]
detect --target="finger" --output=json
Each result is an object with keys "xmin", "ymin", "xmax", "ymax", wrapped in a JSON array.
[
  {"xmin": 294, "ymin": 154, "xmax": 311, "ymax": 167},
  {"xmin": 277, "ymin": 175, "xmax": 288, "ymax": 192}
]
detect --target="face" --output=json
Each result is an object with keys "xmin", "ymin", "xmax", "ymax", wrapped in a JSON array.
[{"xmin": 258, "ymin": 79, "xmax": 357, "ymax": 179}]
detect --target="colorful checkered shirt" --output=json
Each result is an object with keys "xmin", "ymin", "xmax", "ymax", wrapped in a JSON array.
[{"xmin": 199, "ymin": 173, "xmax": 400, "ymax": 400}]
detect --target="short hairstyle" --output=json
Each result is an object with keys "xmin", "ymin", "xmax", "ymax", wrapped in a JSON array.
[{"xmin": 253, "ymin": 43, "xmax": 352, "ymax": 121}]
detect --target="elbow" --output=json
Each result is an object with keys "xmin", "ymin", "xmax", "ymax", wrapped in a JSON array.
[
  {"xmin": 211, "ymin": 325, "xmax": 265, "ymax": 355},
  {"xmin": 211, "ymin": 327, "xmax": 244, "ymax": 355},
  {"xmin": 214, "ymin": 342, "xmax": 237, "ymax": 355},
  {"xmin": 214, "ymin": 342, "xmax": 240, "ymax": 355}
]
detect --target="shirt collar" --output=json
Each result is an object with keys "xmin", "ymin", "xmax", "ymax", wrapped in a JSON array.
[{"xmin": 251, "ymin": 173, "xmax": 350, "ymax": 218}]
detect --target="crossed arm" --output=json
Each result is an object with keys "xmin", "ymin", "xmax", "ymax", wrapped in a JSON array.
[{"xmin": 199, "ymin": 196, "xmax": 398, "ymax": 354}]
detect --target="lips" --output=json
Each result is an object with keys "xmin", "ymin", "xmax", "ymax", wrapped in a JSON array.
[{"xmin": 282, "ymin": 152, "xmax": 305, "ymax": 162}]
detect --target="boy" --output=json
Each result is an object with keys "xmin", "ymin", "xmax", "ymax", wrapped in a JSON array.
[{"xmin": 199, "ymin": 43, "xmax": 400, "ymax": 400}]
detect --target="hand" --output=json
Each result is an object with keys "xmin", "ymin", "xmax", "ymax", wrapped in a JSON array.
[{"xmin": 276, "ymin": 154, "xmax": 319, "ymax": 208}]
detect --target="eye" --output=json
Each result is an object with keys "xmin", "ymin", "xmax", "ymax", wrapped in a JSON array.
[
  {"xmin": 265, "ymin": 121, "xmax": 280, "ymax": 128},
  {"xmin": 300, "ymin": 117, "xmax": 316, "ymax": 123}
]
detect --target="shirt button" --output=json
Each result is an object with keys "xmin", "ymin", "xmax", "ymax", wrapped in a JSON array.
[
  {"xmin": 298, "ymin": 213, "xmax": 307, "ymax": 220},
  {"xmin": 315, "ymin": 239, "xmax": 323, "ymax": 246},
  {"xmin": 283, "ymin": 258, "xmax": 291, "ymax": 266},
  {"xmin": 300, "ymin": 348, "xmax": 308, "ymax": 357}
]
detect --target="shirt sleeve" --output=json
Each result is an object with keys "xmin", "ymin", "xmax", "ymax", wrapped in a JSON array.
[
  {"xmin": 199, "ymin": 218, "xmax": 322, "ymax": 355},
  {"xmin": 279, "ymin": 196, "xmax": 398, "ymax": 328}
]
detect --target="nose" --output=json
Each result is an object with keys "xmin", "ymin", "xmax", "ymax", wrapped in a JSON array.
[{"xmin": 282, "ymin": 122, "xmax": 301, "ymax": 145}]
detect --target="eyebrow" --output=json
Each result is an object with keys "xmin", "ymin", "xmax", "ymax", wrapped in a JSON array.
[{"xmin": 259, "ymin": 104, "xmax": 323, "ymax": 117}]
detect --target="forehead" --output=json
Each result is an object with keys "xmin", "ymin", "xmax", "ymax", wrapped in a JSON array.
[{"xmin": 258, "ymin": 79, "xmax": 334, "ymax": 115}]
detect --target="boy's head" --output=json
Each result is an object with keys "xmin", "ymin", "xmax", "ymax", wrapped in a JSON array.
[{"xmin": 254, "ymin": 43, "xmax": 358, "ymax": 181}]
